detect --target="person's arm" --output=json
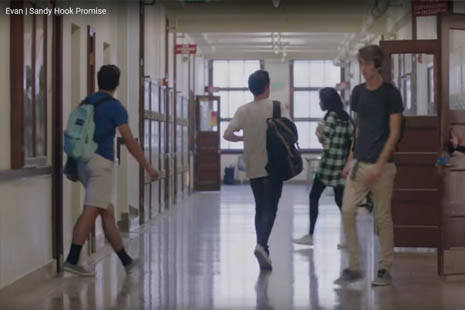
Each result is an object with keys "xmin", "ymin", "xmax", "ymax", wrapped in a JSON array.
[
  {"xmin": 376, "ymin": 113, "xmax": 402, "ymax": 167},
  {"xmin": 449, "ymin": 127, "xmax": 465, "ymax": 153},
  {"xmin": 342, "ymin": 87, "xmax": 359, "ymax": 178},
  {"xmin": 223, "ymin": 109, "xmax": 244, "ymax": 142},
  {"xmin": 118, "ymin": 124, "xmax": 159, "ymax": 180},
  {"xmin": 342, "ymin": 119, "xmax": 358, "ymax": 179}
]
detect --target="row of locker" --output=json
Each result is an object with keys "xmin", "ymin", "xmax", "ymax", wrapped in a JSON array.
[{"xmin": 141, "ymin": 78, "xmax": 190, "ymax": 222}]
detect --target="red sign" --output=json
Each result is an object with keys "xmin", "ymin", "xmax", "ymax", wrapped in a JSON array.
[
  {"xmin": 175, "ymin": 44, "xmax": 197, "ymax": 55},
  {"xmin": 412, "ymin": 1, "xmax": 449, "ymax": 17}
]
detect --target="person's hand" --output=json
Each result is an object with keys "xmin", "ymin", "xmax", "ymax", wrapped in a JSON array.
[
  {"xmin": 147, "ymin": 167, "xmax": 159, "ymax": 181},
  {"xmin": 365, "ymin": 164, "xmax": 383, "ymax": 183},
  {"xmin": 342, "ymin": 160, "xmax": 353, "ymax": 179},
  {"xmin": 450, "ymin": 127, "xmax": 462, "ymax": 149}
]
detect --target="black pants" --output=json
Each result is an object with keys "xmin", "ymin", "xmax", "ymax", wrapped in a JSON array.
[
  {"xmin": 309, "ymin": 176, "xmax": 344, "ymax": 235},
  {"xmin": 250, "ymin": 176, "xmax": 283, "ymax": 252}
]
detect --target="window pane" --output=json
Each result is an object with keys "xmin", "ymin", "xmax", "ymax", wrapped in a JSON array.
[
  {"xmin": 309, "ymin": 61, "xmax": 325, "ymax": 87},
  {"xmin": 293, "ymin": 60, "xmax": 310, "ymax": 87},
  {"xmin": 219, "ymin": 91, "xmax": 230, "ymax": 120},
  {"xmin": 199, "ymin": 100, "xmax": 218, "ymax": 132},
  {"xmin": 244, "ymin": 60, "xmax": 260, "ymax": 78},
  {"xmin": 293, "ymin": 91, "xmax": 324, "ymax": 119},
  {"xmin": 35, "ymin": 16, "xmax": 46, "ymax": 157},
  {"xmin": 295, "ymin": 121, "xmax": 322, "ymax": 150},
  {"xmin": 213, "ymin": 60, "xmax": 228, "ymax": 88},
  {"xmin": 294, "ymin": 60, "xmax": 341, "ymax": 88},
  {"xmin": 24, "ymin": 13, "xmax": 34, "ymax": 159},
  {"xmin": 213, "ymin": 60, "xmax": 260, "ymax": 88},
  {"xmin": 449, "ymin": 29, "xmax": 465, "ymax": 110},
  {"xmin": 229, "ymin": 60, "xmax": 245, "ymax": 87},
  {"xmin": 325, "ymin": 62, "xmax": 341, "ymax": 87}
]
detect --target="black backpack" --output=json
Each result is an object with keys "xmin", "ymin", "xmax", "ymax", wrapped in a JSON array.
[{"xmin": 265, "ymin": 101, "xmax": 303, "ymax": 181}]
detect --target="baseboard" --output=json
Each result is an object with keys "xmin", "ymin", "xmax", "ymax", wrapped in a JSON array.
[{"xmin": 0, "ymin": 260, "xmax": 55, "ymax": 293}]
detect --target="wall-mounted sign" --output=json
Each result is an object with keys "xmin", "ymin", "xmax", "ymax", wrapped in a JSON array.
[
  {"xmin": 175, "ymin": 44, "xmax": 197, "ymax": 55},
  {"xmin": 412, "ymin": 0, "xmax": 449, "ymax": 17}
]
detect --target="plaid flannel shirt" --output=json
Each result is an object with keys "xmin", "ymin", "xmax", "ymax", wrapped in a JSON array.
[{"xmin": 316, "ymin": 112, "xmax": 353, "ymax": 187}]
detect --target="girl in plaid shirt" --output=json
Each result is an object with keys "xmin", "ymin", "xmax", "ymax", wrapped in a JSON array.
[{"xmin": 294, "ymin": 88, "xmax": 353, "ymax": 246}]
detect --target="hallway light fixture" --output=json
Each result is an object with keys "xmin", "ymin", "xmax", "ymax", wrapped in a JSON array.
[{"xmin": 272, "ymin": 0, "xmax": 280, "ymax": 8}]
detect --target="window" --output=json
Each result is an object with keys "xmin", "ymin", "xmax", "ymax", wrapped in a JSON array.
[
  {"xmin": 292, "ymin": 60, "xmax": 341, "ymax": 151},
  {"xmin": 11, "ymin": 1, "xmax": 48, "ymax": 169},
  {"xmin": 212, "ymin": 60, "xmax": 261, "ymax": 151},
  {"xmin": 427, "ymin": 66, "xmax": 435, "ymax": 114},
  {"xmin": 397, "ymin": 54, "xmax": 414, "ymax": 114}
]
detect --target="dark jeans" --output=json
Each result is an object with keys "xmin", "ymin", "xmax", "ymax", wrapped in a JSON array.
[
  {"xmin": 309, "ymin": 176, "xmax": 344, "ymax": 235},
  {"xmin": 250, "ymin": 176, "xmax": 283, "ymax": 252}
]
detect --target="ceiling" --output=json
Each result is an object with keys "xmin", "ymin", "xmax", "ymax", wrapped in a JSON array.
[{"xmin": 162, "ymin": 0, "xmax": 403, "ymax": 60}]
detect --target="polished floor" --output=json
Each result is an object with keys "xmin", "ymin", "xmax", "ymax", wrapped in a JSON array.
[{"xmin": 1, "ymin": 185, "xmax": 465, "ymax": 309}]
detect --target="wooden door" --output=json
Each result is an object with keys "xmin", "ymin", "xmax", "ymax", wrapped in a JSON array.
[
  {"xmin": 439, "ymin": 14, "xmax": 465, "ymax": 276},
  {"xmin": 195, "ymin": 96, "xmax": 221, "ymax": 191},
  {"xmin": 379, "ymin": 40, "xmax": 442, "ymax": 249}
]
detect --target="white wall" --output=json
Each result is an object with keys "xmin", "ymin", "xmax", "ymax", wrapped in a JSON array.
[
  {"xmin": 145, "ymin": 3, "xmax": 166, "ymax": 81},
  {"xmin": 0, "ymin": 2, "xmax": 55, "ymax": 289}
]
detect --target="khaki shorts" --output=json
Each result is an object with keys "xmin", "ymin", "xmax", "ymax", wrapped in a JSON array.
[{"xmin": 77, "ymin": 154, "xmax": 114, "ymax": 209}]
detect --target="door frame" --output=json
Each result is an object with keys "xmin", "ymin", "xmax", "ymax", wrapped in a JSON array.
[
  {"xmin": 380, "ymin": 39, "xmax": 443, "ymax": 270},
  {"xmin": 195, "ymin": 95, "xmax": 221, "ymax": 191},
  {"xmin": 438, "ymin": 13, "xmax": 465, "ymax": 276}
]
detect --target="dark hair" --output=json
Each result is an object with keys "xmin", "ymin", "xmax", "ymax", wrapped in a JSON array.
[
  {"xmin": 248, "ymin": 70, "xmax": 270, "ymax": 96},
  {"xmin": 98, "ymin": 64, "xmax": 120, "ymax": 91},
  {"xmin": 319, "ymin": 87, "xmax": 350, "ymax": 121},
  {"xmin": 357, "ymin": 45, "xmax": 384, "ymax": 70}
]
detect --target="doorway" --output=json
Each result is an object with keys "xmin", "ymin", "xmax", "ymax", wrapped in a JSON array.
[{"xmin": 195, "ymin": 95, "xmax": 221, "ymax": 191}]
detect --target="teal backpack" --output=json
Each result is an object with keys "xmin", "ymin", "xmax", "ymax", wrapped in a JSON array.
[{"xmin": 64, "ymin": 97, "xmax": 111, "ymax": 161}]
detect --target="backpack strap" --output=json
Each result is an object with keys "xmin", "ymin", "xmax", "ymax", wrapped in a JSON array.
[
  {"xmin": 272, "ymin": 100, "xmax": 281, "ymax": 119},
  {"xmin": 80, "ymin": 95, "xmax": 114, "ymax": 107}
]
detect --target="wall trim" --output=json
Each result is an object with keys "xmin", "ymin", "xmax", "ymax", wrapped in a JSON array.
[{"xmin": 0, "ymin": 167, "xmax": 52, "ymax": 181}]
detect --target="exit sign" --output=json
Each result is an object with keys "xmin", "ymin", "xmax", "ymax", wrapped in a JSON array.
[{"xmin": 175, "ymin": 44, "xmax": 197, "ymax": 55}]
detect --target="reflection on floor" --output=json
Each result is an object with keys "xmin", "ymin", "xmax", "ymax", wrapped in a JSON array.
[{"xmin": 1, "ymin": 184, "xmax": 465, "ymax": 309}]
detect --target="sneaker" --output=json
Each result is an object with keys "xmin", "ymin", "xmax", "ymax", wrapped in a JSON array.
[
  {"xmin": 124, "ymin": 258, "xmax": 140, "ymax": 274},
  {"xmin": 293, "ymin": 235, "xmax": 313, "ymax": 246},
  {"xmin": 64, "ymin": 262, "xmax": 96, "ymax": 277},
  {"xmin": 254, "ymin": 245, "xmax": 272, "ymax": 270},
  {"xmin": 371, "ymin": 269, "xmax": 392, "ymax": 286},
  {"xmin": 334, "ymin": 268, "xmax": 362, "ymax": 284},
  {"xmin": 337, "ymin": 243, "xmax": 346, "ymax": 250}
]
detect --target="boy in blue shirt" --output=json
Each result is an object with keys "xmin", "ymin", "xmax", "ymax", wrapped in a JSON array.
[{"xmin": 64, "ymin": 65, "xmax": 158, "ymax": 276}]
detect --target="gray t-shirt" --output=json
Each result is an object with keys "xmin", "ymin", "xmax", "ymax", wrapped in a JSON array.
[{"xmin": 350, "ymin": 82, "xmax": 404, "ymax": 163}]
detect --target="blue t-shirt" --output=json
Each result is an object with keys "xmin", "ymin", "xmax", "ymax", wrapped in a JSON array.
[{"xmin": 88, "ymin": 91, "xmax": 128, "ymax": 161}]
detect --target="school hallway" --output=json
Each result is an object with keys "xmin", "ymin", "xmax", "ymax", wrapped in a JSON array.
[{"xmin": 0, "ymin": 184, "xmax": 462, "ymax": 310}]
